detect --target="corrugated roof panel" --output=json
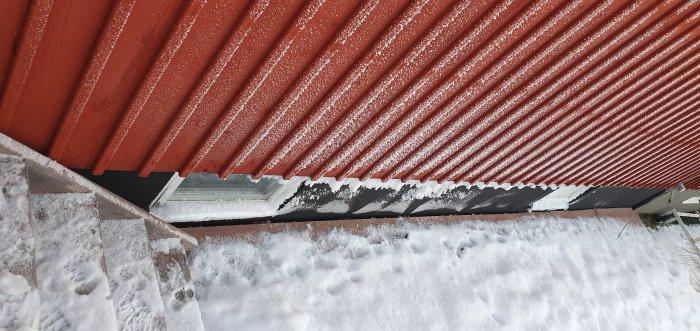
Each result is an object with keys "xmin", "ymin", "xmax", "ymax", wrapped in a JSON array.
[{"xmin": 1, "ymin": 0, "xmax": 699, "ymax": 189}]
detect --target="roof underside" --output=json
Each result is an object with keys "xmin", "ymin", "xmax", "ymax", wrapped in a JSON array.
[{"xmin": 1, "ymin": 0, "xmax": 699, "ymax": 188}]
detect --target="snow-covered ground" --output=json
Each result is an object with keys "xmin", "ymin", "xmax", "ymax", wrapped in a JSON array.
[{"xmin": 190, "ymin": 217, "xmax": 700, "ymax": 330}]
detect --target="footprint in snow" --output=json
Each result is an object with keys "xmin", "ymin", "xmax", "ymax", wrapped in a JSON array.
[
  {"xmin": 391, "ymin": 259, "xmax": 404, "ymax": 274},
  {"xmin": 346, "ymin": 261, "xmax": 361, "ymax": 272},
  {"xmin": 667, "ymin": 265, "xmax": 680, "ymax": 277},
  {"xmin": 349, "ymin": 246, "xmax": 369, "ymax": 259},
  {"xmin": 325, "ymin": 279, "xmax": 347, "ymax": 295},
  {"xmin": 475, "ymin": 289, "xmax": 490, "ymax": 304},
  {"xmin": 456, "ymin": 246, "xmax": 467, "ymax": 259},
  {"xmin": 367, "ymin": 235, "xmax": 384, "ymax": 245},
  {"xmin": 410, "ymin": 242, "xmax": 426, "ymax": 254},
  {"xmin": 387, "ymin": 231, "xmax": 409, "ymax": 240},
  {"xmin": 491, "ymin": 312, "xmax": 507, "ymax": 326},
  {"xmin": 40, "ymin": 312, "xmax": 71, "ymax": 331},
  {"xmin": 74, "ymin": 279, "xmax": 98, "ymax": 296},
  {"xmin": 349, "ymin": 273, "xmax": 364, "ymax": 283},
  {"xmin": 456, "ymin": 238, "xmax": 477, "ymax": 258},
  {"xmin": 287, "ymin": 264, "xmax": 309, "ymax": 278},
  {"xmin": 440, "ymin": 239, "xmax": 454, "ymax": 250},
  {"xmin": 315, "ymin": 257, "xmax": 338, "ymax": 270},
  {"xmin": 372, "ymin": 245, "xmax": 386, "ymax": 256}
]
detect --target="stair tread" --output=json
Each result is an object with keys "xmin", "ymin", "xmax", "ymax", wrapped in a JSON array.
[
  {"xmin": 101, "ymin": 219, "xmax": 167, "ymax": 330},
  {"xmin": 30, "ymin": 193, "xmax": 118, "ymax": 331},
  {"xmin": 0, "ymin": 131, "xmax": 196, "ymax": 248},
  {"xmin": 0, "ymin": 156, "xmax": 39, "ymax": 330},
  {"xmin": 0, "ymin": 155, "xmax": 33, "ymax": 275},
  {"xmin": 151, "ymin": 238, "xmax": 205, "ymax": 331}
]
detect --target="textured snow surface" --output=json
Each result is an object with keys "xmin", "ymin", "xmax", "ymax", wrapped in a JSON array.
[
  {"xmin": 0, "ymin": 157, "xmax": 33, "ymax": 277},
  {"xmin": 151, "ymin": 238, "xmax": 205, "ymax": 331},
  {"xmin": 30, "ymin": 193, "xmax": 118, "ymax": 331},
  {"xmin": 0, "ymin": 270, "xmax": 39, "ymax": 331},
  {"xmin": 101, "ymin": 219, "xmax": 167, "ymax": 330},
  {"xmin": 0, "ymin": 156, "xmax": 39, "ymax": 330},
  {"xmin": 191, "ymin": 217, "xmax": 700, "ymax": 330}
]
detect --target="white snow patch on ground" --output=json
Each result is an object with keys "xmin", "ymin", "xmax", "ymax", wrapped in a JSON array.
[
  {"xmin": 0, "ymin": 270, "xmax": 30, "ymax": 296},
  {"xmin": 0, "ymin": 269, "xmax": 39, "ymax": 330},
  {"xmin": 190, "ymin": 217, "xmax": 700, "ymax": 330}
]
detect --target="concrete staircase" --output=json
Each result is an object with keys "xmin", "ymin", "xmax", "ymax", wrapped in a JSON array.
[{"xmin": 0, "ymin": 133, "xmax": 204, "ymax": 330}]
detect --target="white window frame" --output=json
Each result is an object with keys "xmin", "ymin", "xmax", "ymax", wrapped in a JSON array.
[{"xmin": 149, "ymin": 173, "xmax": 303, "ymax": 222}]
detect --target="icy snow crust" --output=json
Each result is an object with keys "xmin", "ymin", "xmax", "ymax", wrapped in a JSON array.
[{"xmin": 191, "ymin": 217, "xmax": 700, "ymax": 330}]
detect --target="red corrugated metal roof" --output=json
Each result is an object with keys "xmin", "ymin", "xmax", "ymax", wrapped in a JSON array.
[{"xmin": 1, "ymin": 0, "xmax": 699, "ymax": 189}]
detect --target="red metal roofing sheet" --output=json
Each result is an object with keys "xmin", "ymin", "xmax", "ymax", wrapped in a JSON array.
[{"xmin": 1, "ymin": 0, "xmax": 699, "ymax": 189}]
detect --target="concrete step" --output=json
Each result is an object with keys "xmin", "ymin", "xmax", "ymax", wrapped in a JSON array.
[
  {"xmin": 101, "ymin": 219, "xmax": 168, "ymax": 330},
  {"xmin": 150, "ymin": 238, "xmax": 204, "ymax": 331},
  {"xmin": 0, "ymin": 155, "xmax": 39, "ymax": 330},
  {"xmin": 30, "ymin": 193, "xmax": 118, "ymax": 330},
  {"xmin": 0, "ymin": 131, "xmax": 197, "ymax": 249},
  {"xmin": 1, "ymin": 134, "xmax": 204, "ymax": 329}
]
